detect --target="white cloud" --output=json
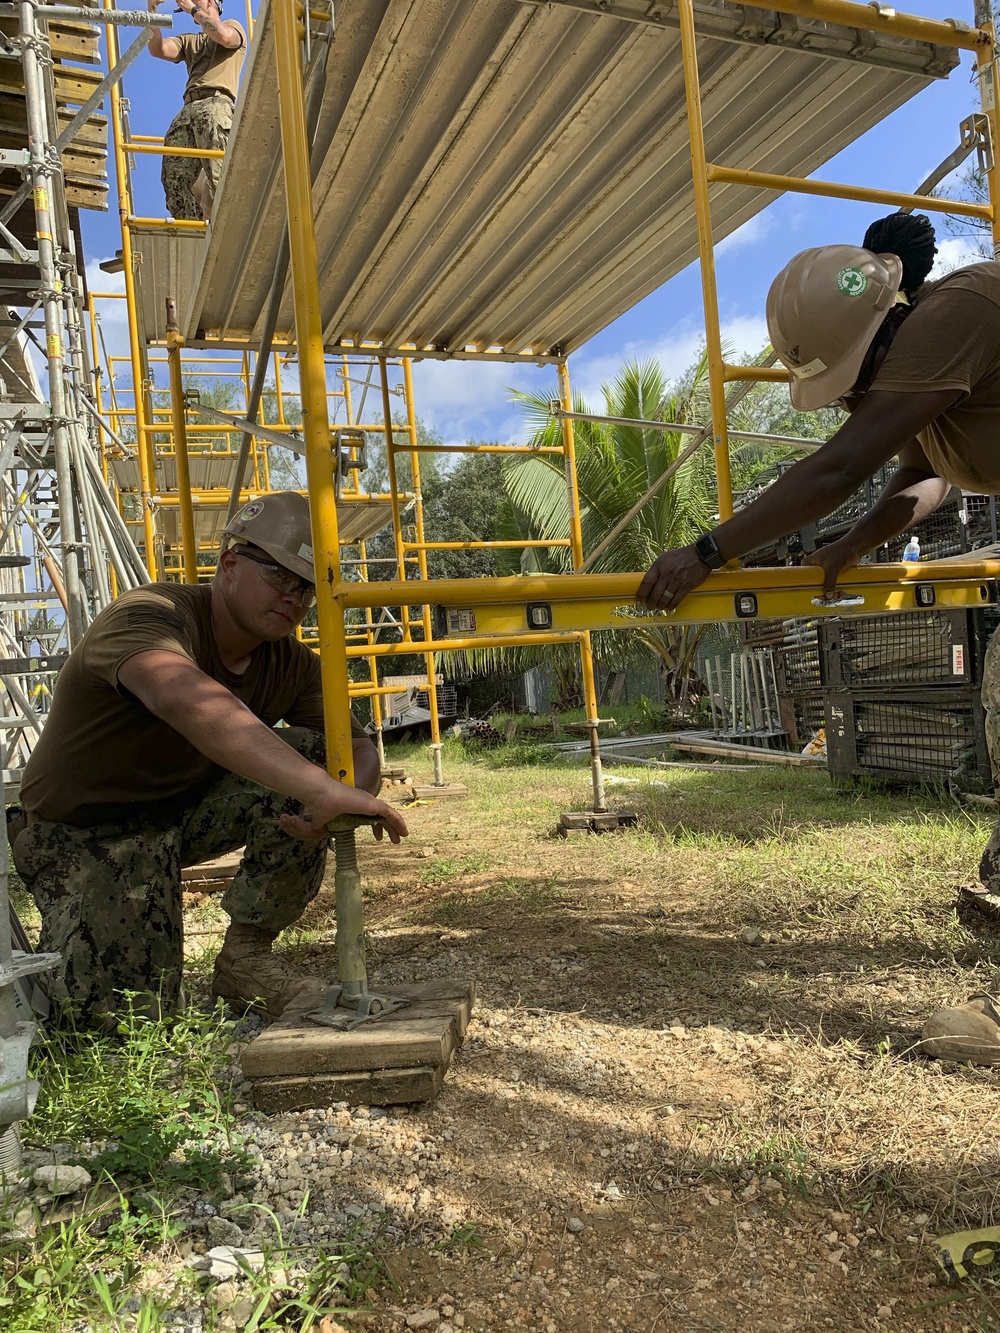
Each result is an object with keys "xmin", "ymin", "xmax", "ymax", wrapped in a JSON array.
[
  {"xmin": 568, "ymin": 313, "xmax": 770, "ymax": 410},
  {"xmin": 407, "ymin": 355, "xmax": 545, "ymax": 444},
  {"xmin": 930, "ymin": 235, "xmax": 989, "ymax": 278},
  {"xmin": 716, "ymin": 212, "xmax": 774, "ymax": 257},
  {"xmin": 400, "ymin": 310, "xmax": 772, "ymax": 444}
]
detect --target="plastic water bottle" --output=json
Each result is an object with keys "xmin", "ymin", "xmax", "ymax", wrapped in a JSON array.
[{"xmin": 902, "ymin": 535, "xmax": 921, "ymax": 562}]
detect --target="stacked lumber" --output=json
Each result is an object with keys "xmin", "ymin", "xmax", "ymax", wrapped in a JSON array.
[{"xmin": 0, "ymin": 16, "xmax": 108, "ymax": 211}]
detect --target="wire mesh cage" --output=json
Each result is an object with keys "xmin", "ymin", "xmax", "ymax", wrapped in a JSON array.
[
  {"xmin": 416, "ymin": 684, "xmax": 458, "ymax": 718},
  {"xmin": 820, "ymin": 610, "xmax": 981, "ymax": 689},
  {"xmin": 826, "ymin": 690, "xmax": 990, "ymax": 788},
  {"xmin": 732, "ymin": 475, "xmax": 999, "ymax": 778},
  {"xmin": 812, "ymin": 464, "xmax": 896, "ymax": 544},
  {"xmin": 877, "ymin": 492, "xmax": 999, "ymax": 562},
  {"xmin": 741, "ymin": 619, "xmax": 822, "ymax": 692},
  {"xmin": 790, "ymin": 693, "xmax": 826, "ymax": 750}
]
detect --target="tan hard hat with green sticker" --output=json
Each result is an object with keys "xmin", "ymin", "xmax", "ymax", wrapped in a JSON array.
[{"xmin": 766, "ymin": 245, "xmax": 904, "ymax": 410}]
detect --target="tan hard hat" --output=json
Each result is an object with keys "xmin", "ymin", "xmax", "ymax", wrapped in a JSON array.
[
  {"xmin": 222, "ymin": 491, "xmax": 315, "ymax": 582},
  {"xmin": 766, "ymin": 245, "xmax": 905, "ymax": 410}
]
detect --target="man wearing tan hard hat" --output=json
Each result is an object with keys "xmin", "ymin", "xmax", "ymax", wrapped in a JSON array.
[
  {"xmin": 638, "ymin": 210, "xmax": 1000, "ymax": 1064},
  {"xmin": 13, "ymin": 491, "xmax": 408, "ymax": 1029}
]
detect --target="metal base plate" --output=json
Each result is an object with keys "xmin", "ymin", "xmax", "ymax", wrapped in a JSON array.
[{"xmin": 303, "ymin": 985, "xmax": 410, "ymax": 1031}]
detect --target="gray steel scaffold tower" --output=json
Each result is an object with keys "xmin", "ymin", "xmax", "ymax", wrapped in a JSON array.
[{"xmin": 0, "ymin": 0, "xmax": 164, "ymax": 1181}]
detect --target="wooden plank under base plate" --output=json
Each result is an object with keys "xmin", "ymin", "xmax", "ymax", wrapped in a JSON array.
[
  {"xmin": 242, "ymin": 979, "xmax": 475, "ymax": 1110},
  {"xmin": 182, "ymin": 850, "xmax": 243, "ymax": 893},
  {"xmin": 250, "ymin": 1063, "xmax": 444, "ymax": 1114},
  {"xmin": 410, "ymin": 783, "xmax": 469, "ymax": 800}
]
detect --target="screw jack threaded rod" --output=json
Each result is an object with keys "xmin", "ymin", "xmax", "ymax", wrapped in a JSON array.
[{"xmin": 333, "ymin": 829, "xmax": 366, "ymax": 999}]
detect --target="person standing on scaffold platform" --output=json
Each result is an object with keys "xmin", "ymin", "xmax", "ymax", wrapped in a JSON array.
[{"xmin": 147, "ymin": 0, "xmax": 245, "ymax": 220}]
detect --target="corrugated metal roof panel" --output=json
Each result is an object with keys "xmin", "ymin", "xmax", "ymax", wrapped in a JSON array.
[
  {"xmin": 131, "ymin": 225, "xmax": 206, "ymax": 347},
  {"xmin": 154, "ymin": 0, "xmax": 958, "ymax": 355}
]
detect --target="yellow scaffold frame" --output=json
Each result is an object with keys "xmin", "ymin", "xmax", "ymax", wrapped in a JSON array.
[
  {"xmin": 261, "ymin": 0, "xmax": 1000, "ymax": 796},
  {"xmin": 96, "ymin": 0, "xmax": 1000, "ymax": 1010}
]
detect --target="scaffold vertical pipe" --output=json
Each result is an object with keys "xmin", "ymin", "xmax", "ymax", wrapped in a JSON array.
[
  {"xmin": 976, "ymin": 0, "xmax": 1000, "ymax": 258},
  {"xmin": 379, "ymin": 357, "xmax": 412, "ymax": 646},
  {"xmin": 19, "ymin": 0, "xmax": 86, "ymax": 644},
  {"xmin": 402, "ymin": 358, "xmax": 445, "ymax": 786},
  {"xmin": 274, "ymin": 0, "xmax": 366, "ymax": 997},
  {"xmin": 677, "ymin": 0, "xmax": 734, "ymax": 523},
  {"xmin": 557, "ymin": 362, "xmax": 607, "ymax": 815},
  {"xmin": 105, "ymin": 6, "xmax": 159, "ymax": 579},
  {"xmin": 165, "ymin": 306, "xmax": 198, "ymax": 583},
  {"xmin": 358, "ymin": 538, "xmax": 386, "ymax": 770}
]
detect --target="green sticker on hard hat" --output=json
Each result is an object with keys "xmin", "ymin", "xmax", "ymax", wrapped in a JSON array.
[
  {"xmin": 240, "ymin": 500, "xmax": 264, "ymax": 519},
  {"xmin": 836, "ymin": 267, "xmax": 868, "ymax": 298}
]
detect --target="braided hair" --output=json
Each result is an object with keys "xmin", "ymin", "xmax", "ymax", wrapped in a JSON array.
[{"xmin": 862, "ymin": 212, "xmax": 937, "ymax": 300}]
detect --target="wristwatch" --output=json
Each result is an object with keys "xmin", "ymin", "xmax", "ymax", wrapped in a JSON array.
[{"xmin": 694, "ymin": 532, "xmax": 725, "ymax": 569}]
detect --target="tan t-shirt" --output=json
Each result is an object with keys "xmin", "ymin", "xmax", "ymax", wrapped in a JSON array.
[
  {"xmin": 871, "ymin": 261, "xmax": 1000, "ymax": 492},
  {"xmin": 20, "ymin": 583, "xmax": 365, "ymax": 828},
  {"xmin": 173, "ymin": 20, "xmax": 246, "ymax": 101}
]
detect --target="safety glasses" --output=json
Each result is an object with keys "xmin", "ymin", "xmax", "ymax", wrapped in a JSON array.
[{"xmin": 235, "ymin": 548, "xmax": 316, "ymax": 607}]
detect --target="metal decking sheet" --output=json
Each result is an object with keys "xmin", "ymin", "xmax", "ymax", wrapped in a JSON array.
[{"xmin": 158, "ymin": 0, "xmax": 957, "ymax": 354}]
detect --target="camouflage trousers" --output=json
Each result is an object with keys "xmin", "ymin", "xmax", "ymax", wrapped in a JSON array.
[
  {"xmin": 981, "ymin": 632, "xmax": 1000, "ymax": 893},
  {"xmin": 13, "ymin": 727, "xmax": 328, "ymax": 1026},
  {"xmin": 162, "ymin": 92, "xmax": 233, "ymax": 221}
]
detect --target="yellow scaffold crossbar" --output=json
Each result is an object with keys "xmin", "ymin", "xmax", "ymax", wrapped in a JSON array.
[{"xmin": 336, "ymin": 563, "xmax": 1000, "ymax": 636}]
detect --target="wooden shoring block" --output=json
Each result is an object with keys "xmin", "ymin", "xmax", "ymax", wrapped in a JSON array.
[
  {"xmin": 242, "ymin": 979, "xmax": 475, "ymax": 1109},
  {"xmin": 65, "ymin": 181, "xmax": 107, "ymax": 210},
  {"xmin": 55, "ymin": 107, "xmax": 107, "ymax": 149},
  {"xmin": 50, "ymin": 23, "xmax": 101, "ymax": 64},
  {"xmin": 410, "ymin": 783, "xmax": 469, "ymax": 800},
  {"xmin": 52, "ymin": 65, "xmax": 105, "ymax": 104},
  {"xmin": 557, "ymin": 809, "xmax": 639, "ymax": 836},
  {"xmin": 250, "ymin": 1063, "xmax": 445, "ymax": 1113},
  {"xmin": 182, "ymin": 851, "xmax": 242, "ymax": 886}
]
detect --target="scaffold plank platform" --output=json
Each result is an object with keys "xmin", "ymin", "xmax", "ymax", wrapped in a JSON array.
[{"xmin": 136, "ymin": 0, "xmax": 958, "ymax": 350}]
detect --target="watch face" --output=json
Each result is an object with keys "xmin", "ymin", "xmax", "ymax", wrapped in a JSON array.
[{"xmin": 697, "ymin": 535, "xmax": 720, "ymax": 566}]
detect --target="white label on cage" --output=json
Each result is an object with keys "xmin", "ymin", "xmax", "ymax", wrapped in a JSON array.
[
  {"xmin": 447, "ymin": 608, "xmax": 476, "ymax": 634},
  {"xmin": 953, "ymin": 644, "xmax": 965, "ymax": 675}
]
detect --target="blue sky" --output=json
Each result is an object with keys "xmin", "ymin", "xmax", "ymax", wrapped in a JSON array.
[{"xmin": 83, "ymin": 0, "xmax": 984, "ymax": 449}]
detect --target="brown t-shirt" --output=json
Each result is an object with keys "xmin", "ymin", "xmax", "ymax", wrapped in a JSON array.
[
  {"xmin": 20, "ymin": 583, "xmax": 364, "ymax": 828},
  {"xmin": 172, "ymin": 20, "xmax": 246, "ymax": 101},
  {"xmin": 871, "ymin": 261, "xmax": 1000, "ymax": 492}
]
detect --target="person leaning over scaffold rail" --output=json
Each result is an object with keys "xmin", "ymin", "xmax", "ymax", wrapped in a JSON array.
[
  {"xmin": 10, "ymin": 492, "xmax": 408, "ymax": 1030},
  {"xmin": 638, "ymin": 210, "xmax": 1000, "ymax": 1068},
  {"xmin": 147, "ymin": 0, "xmax": 246, "ymax": 221}
]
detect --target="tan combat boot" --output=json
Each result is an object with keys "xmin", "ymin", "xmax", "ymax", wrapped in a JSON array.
[{"xmin": 211, "ymin": 922, "xmax": 332, "ymax": 1019}]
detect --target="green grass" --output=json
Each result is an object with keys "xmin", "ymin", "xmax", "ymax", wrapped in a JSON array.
[
  {"xmin": 428, "ymin": 875, "xmax": 560, "ymax": 925},
  {"xmin": 29, "ymin": 996, "xmax": 244, "ymax": 1190},
  {"xmin": 418, "ymin": 852, "xmax": 491, "ymax": 885},
  {"xmin": 8, "ymin": 755, "xmax": 1000, "ymax": 1329}
]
